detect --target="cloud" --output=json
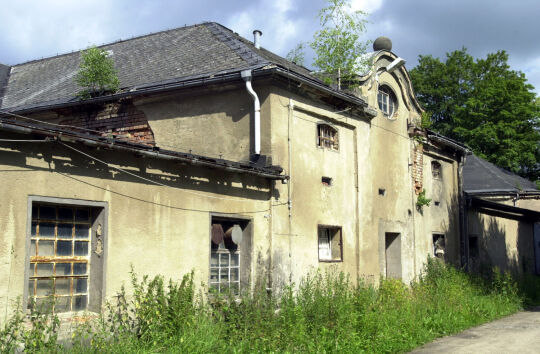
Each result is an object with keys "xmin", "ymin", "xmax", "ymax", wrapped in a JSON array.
[
  {"xmin": 225, "ymin": 0, "xmax": 309, "ymax": 54},
  {"xmin": 350, "ymin": 0, "xmax": 383, "ymax": 14}
]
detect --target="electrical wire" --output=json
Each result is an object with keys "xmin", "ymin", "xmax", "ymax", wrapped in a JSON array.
[
  {"xmin": 55, "ymin": 171, "xmax": 286, "ymax": 214},
  {"xmin": 0, "ymin": 109, "xmax": 106, "ymax": 135},
  {"xmin": 58, "ymin": 141, "xmax": 275, "ymax": 202},
  {"xmin": 0, "ymin": 138, "xmax": 53, "ymax": 142}
]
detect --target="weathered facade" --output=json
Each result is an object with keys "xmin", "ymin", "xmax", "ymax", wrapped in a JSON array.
[
  {"xmin": 463, "ymin": 155, "xmax": 540, "ymax": 275},
  {"xmin": 0, "ymin": 23, "xmax": 466, "ymax": 320}
]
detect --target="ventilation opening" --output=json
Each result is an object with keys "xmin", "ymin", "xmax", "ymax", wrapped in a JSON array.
[
  {"xmin": 322, "ymin": 177, "xmax": 333, "ymax": 186},
  {"xmin": 378, "ymin": 188, "xmax": 386, "ymax": 196}
]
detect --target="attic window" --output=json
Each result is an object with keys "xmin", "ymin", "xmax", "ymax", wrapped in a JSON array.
[
  {"xmin": 317, "ymin": 124, "xmax": 339, "ymax": 150},
  {"xmin": 377, "ymin": 85, "xmax": 397, "ymax": 117},
  {"xmin": 431, "ymin": 161, "xmax": 442, "ymax": 180}
]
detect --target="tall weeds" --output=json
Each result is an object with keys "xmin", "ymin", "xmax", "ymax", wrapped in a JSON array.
[{"xmin": 2, "ymin": 260, "xmax": 539, "ymax": 353}]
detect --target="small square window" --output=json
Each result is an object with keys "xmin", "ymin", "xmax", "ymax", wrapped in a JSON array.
[
  {"xmin": 318, "ymin": 226, "xmax": 342, "ymax": 262},
  {"xmin": 322, "ymin": 176, "xmax": 332, "ymax": 186},
  {"xmin": 317, "ymin": 124, "xmax": 339, "ymax": 150},
  {"xmin": 433, "ymin": 234, "xmax": 445, "ymax": 258}
]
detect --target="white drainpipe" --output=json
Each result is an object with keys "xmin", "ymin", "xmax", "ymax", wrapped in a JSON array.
[{"xmin": 241, "ymin": 70, "xmax": 261, "ymax": 156}]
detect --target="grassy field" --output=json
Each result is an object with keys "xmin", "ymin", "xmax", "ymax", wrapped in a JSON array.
[{"xmin": 2, "ymin": 259, "xmax": 540, "ymax": 353}]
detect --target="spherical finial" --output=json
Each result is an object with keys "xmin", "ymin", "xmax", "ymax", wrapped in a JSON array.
[{"xmin": 373, "ymin": 36, "xmax": 392, "ymax": 51}]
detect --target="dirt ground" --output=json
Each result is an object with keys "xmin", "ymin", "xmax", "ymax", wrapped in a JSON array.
[{"xmin": 410, "ymin": 306, "xmax": 540, "ymax": 354}]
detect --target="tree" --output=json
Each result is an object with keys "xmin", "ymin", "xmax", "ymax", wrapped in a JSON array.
[
  {"xmin": 310, "ymin": 0, "xmax": 369, "ymax": 90},
  {"xmin": 286, "ymin": 43, "xmax": 306, "ymax": 66},
  {"xmin": 75, "ymin": 46, "xmax": 120, "ymax": 99},
  {"xmin": 410, "ymin": 48, "xmax": 540, "ymax": 180}
]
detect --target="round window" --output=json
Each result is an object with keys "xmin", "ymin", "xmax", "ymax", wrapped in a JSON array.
[{"xmin": 377, "ymin": 86, "xmax": 398, "ymax": 118}]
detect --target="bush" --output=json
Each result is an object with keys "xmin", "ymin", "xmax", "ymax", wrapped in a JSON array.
[{"xmin": 2, "ymin": 261, "xmax": 537, "ymax": 353}]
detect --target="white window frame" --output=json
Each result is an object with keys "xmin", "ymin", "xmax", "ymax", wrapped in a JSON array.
[
  {"xmin": 377, "ymin": 86, "xmax": 397, "ymax": 117},
  {"xmin": 318, "ymin": 225, "xmax": 343, "ymax": 262}
]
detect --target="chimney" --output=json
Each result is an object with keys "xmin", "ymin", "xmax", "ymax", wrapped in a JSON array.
[{"xmin": 253, "ymin": 30, "xmax": 262, "ymax": 49}]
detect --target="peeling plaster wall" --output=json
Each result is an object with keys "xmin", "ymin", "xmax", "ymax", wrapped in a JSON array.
[
  {"xmin": 268, "ymin": 86, "xmax": 371, "ymax": 288},
  {"xmin": 0, "ymin": 140, "xmax": 272, "ymax": 322},
  {"xmin": 136, "ymin": 84, "xmax": 272, "ymax": 162},
  {"xmin": 361, "ymin": 56, "xmax": 461, "ymax": 283}
]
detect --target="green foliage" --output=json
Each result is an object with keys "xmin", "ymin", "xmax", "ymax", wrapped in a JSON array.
[
  {"xmin": 410, "ymin": 48, "xmax": 540, "ymax": 180},
  {"xmin": 310, "ymin": 0, "xmax": 369, "ymax": 89},
  {"xmin": 417, "ymin": 189, "xmax": 432, "ymax": 209},
  {"xmin": 75, "ymin": 46, "xmax": 120, "ymax": 99},
  {"xmin": 420, "ymin": 111, "xmax": 433, "ymax": 129},
  {"xmin": 286, "ymin": 43, "xmax": 306, "ymax": 66},
  {"xmin": 0, "ymin": 298, "xmax": 60, "ymax": 353},
  {"xmin": 5, "ymin": 262, "xmax": 539, "ymax": 353}
]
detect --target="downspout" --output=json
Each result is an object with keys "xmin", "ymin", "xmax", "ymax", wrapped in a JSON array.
[
  {"xmin": 459, "ymin": 153, "xmax": 469, "ymax": 270},
  {"xmin": 241, "ymin": 70, "xmax": 261, "ymax": 156}
]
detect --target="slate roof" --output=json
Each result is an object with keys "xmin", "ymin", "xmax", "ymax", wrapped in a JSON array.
[
  {"xmin": 463, "ymin": 154, "xmax": 538, "ymax": 194},
  {"xmin": 0, "ymin": 22, "xmax": 327, "ymax": 112}
]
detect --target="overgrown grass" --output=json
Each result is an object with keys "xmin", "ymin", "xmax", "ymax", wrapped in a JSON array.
[{"xmin": 2, "ymin": 260, "xmax": 540, "ymax": 353}]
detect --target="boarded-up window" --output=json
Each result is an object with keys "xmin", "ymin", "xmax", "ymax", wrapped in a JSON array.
[
  {"xmin": 28, "ymin": 204, "xmax": 92, "ymax": 312},
  {"xmin": 317, "ymin": 124, "xmax": 339, "ymax": 150},
  {"xmin": 318, "ymin": 226, "xmax": 342, "ymax": 262}
]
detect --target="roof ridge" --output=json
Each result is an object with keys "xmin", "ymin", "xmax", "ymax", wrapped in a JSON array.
[
  {"xmin": 11, "ymin": 23, "xmax": 207, "ymax": 67},
  {"xmin": 204, "ymin": 22, "xmax": 268, "ymax": 67}
]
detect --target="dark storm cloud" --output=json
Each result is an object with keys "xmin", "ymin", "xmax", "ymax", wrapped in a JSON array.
[
  {"xmin": 0, "ymin": 0, "xmax": 538, "ymax": 91},
  {"xmin": 366, "ymin": 0, "xmax": 540, "ymax": 90}
]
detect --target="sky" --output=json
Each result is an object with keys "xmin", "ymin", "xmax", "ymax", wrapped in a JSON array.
[{"xmin": 1, "ymin": 0, "xmax": 539, "ymax": 94}]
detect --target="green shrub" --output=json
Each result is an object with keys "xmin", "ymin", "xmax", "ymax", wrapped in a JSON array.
[{"xmin": 2, "ymin": 261, "xmax": 537, "ymax": 353}]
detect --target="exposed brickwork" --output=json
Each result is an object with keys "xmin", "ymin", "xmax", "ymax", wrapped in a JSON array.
[
  {"xmin": 412, "ymin": 143, "xmax": 423, "ymax": 194},
  {"xmin": 57, "ymin": 100, "xmax": 155, "ymax": 146}
]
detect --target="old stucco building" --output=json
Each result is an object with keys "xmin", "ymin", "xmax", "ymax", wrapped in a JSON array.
[{"xmin": 0, "ymin": 23, "xmax": 466, "ymax": 318}]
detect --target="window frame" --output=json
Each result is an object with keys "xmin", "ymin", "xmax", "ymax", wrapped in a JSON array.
[
  {"xmin": 316, "ymin": 123, "xmax": 339, "ymax": 151},
  {"xmin": 377, "ymin": 85, "xmax": 398, "ymax": 118},
  {"xmin": 23, "ymin": 196, "xmax": 108, "ymax": 314},
  {"xmin": 209, "ymin": 214, "xmax": 252, "ymax": 295},
  {"xmin": 317, "ymin": 225, "xmax": 343, "ymax": 262}
]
